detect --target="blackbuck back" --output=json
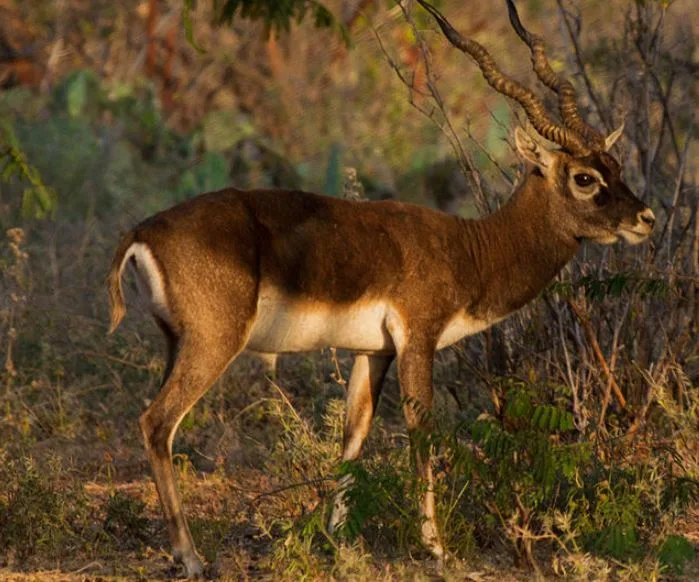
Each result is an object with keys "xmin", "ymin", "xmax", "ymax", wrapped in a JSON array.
[{"xmin": 107, "ymin": 0, "xmax": 655, "ymax": 576}]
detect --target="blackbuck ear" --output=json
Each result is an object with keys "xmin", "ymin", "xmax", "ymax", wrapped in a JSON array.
[
  {"xmin": 604, "ymin": 122, "xmax": 625, "ymax": 151},
  {"xmin": 514, "ymin": 127, "xmax": 555, "ymax": 176}
]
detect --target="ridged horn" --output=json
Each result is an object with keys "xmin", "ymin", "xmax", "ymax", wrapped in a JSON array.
[
  {"xmin": 415, "ymin": 0, "xmax": 590, "ymax": 156},
  {"xmin": 505, "ymin": 0, "xmax": 605, "ymax": 150}
]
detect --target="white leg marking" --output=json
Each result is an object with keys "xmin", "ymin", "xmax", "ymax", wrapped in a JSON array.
[
  {"xmin": 329, "ymin": 473, "xmax": 353, "ymax": 534},
  {"xmin": 421, "ymin": 453, "xmax": 444, "ymax": 559}
]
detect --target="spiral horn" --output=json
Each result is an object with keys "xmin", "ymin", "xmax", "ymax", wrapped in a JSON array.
[{"xmin": 416, "ymin": 0, "xmax": 590, "ymax": 155}]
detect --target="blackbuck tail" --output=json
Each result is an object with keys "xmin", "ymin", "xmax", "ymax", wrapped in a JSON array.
[{"xmin": 107, "ymin": 231, "xmax": 136, "ymax": 335}]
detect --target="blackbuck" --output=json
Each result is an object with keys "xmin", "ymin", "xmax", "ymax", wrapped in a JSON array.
[{"xmin": 108, "ymin": 0, "xmax": 655, "ymax": 576}]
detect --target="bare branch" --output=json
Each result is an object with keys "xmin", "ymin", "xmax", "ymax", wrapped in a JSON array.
[{"xmin": 555, "ymin": 0, "xmax": 611, "ymax": 132}]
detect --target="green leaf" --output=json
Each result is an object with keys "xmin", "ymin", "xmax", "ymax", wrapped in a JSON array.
[
  {"xmin": 530, "ymin": 405, "xmax": 574, "ymax": 432},
  {"xmin": 548, "ymin": 407, "xmax": 560, "ymax": 432},
  {"xmin": 658, "ymin": 535, "xmax": 695, "ymax": 574},
  {"xmin": 323, "ymin": 143, "xmax": 342, "ymax": 196},
  {"xmin": 1, "ymin": 121, "xmax": 57, "ymax": 218},
  {"xmin": 471, "ymin": 418, "xmax": 493, "ymax": 442},
  {"xmin": 533, "ymin": 406, "xmax": 551, "ymax": 431},
  {"xmin": 560, "ymin": 411, "xmax": 575, "ymax": 431},
  {"xmin": 531, "ymin": 405, "xmax": 543, "ymax": 428},
  {"xmin": 34, "ymin": 183, "xmax": 55, "ymax": 215},
  {"xmin": 504, "ymin": 387, "xmax": 533, "ymax": 419},
  {"xmin": 594, "ymin": 524, "xmax": 640, "ymax": 560},
  {"xmin": 1, "ymin": 159, "xmax": 17, "ymax": 181},
  {"xmin": 183, "ymin": 0, "xmax": 206, "ymax": 53},
  {"xmin": 66, "ymin": 71, "xmax": 88, "ymax": 118},
  {"xmin": 21, "ymin": 188, "xmax": 34, "ymax": 218},
  {"xmin": 202, "ymin": 111, "xmax": 256, "ymax": 151}
]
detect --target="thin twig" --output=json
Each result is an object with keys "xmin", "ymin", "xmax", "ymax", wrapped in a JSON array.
[
  {"xmin": 556, "ymin": 0, "xmax": 610, "ymax": 131},
  {"xmin": 567, "ymin": 298, "xmax": 627, "ymax": 410},
  {"xmin": 598, "ymin": 300, "xmax": 631, "ymax": 429},
  {"xmin": 268, "ymin": 378, "xmax": 306, "ymax": 428},
  {"xmin": 656, "ymin": 122, "xmax": 694, "ymax": 263},
  {"xmin": 373, "ymin": 2, "xmax": 491, "ymax": 215},
  {"xmin": 70, "ymin": 561, "xmax": 104, "ymax": 575},
  {"xmin": 649, "ymin": 71, "xmax": 681, "ymax": 165},
  {"xmin": 249, "ymin": 476, "xmax": 334, "ymax": 505},
  {"xmin": 464, "ymin": 123, "xmax": 514, "ymax": 186},
  {"xmin": 546, "ymin": 294, "xmax": 585, "ymax": 431},
  {"xmin": 625, "ymin": 362, "xmax": 664, "ymax": 442},
  {"xmin": 80, "ymin": 349, "xmax": 153, "ymax": 371},
  {"xmin": 329, "ymin": 347, "xmax": 346, "ymax": 386}
]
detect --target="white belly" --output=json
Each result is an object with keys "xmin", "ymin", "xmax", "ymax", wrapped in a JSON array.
[
  {"xmin": 247, "ymin": 288, "xmax": 496, "ymax": 355},
  {"xmin": 247, "ymin": 289, "xmax": 393, "ymax": 353}
]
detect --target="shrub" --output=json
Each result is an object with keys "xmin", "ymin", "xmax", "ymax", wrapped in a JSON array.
[{"xmin": 0, "ymin": 454, "xmax": 90, "ymax": 564}]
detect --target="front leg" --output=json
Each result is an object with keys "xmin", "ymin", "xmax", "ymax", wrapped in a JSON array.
[{"xmin": 395, "ymin": 337, "xmax": 444, "ymax": 560}]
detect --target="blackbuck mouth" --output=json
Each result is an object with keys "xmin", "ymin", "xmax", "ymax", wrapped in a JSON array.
[{"xmin": 619, "ymin": 226, "xmax": 653, "ymax": 244}]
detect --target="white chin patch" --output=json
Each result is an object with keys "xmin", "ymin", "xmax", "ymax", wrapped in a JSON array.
[
  {"xmin": 619, "ymin": 229, "xmax": 647, "ymax": 245},
  {"xmin": 593, "ymin": 233, "xmax": 620, "ymax": 245}
]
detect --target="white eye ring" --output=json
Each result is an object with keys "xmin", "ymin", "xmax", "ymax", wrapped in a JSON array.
[{"xmin": 569, "ymin": 168, "xmax": 607, "ymax": 199}]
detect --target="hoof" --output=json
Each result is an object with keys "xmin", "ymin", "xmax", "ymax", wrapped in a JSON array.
[
  {"xmin": 328, "ymin": 474, "xmax": 353, "ymax": 535},
  {"xmin": 174, "ymin": 550, "xmax": 204, "ymax": 579},
  {"xmin": 421, "ymin": 521, "xmax": 445, "ymax": 562},
  {"xmin": 184, "ymin": 561, "xmax": 204, "ymax": 579},
  {"xmin": 328, "ymin": 501, "xmax": 348, "ymax": 535}
]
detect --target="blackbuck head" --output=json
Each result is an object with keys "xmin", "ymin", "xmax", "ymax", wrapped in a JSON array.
[{"xmin": 417, "ymin": 0, "xmax": 655, "ymax": 245}]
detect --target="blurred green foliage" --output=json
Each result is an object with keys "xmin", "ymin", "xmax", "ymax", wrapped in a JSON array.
[
  {"xmin": 323, "ymin": 143, "xmax": 343, "ymax": 196},
  {"xmin": 0, "ymin": 73, "xmax": 304, "ymax": 223},
  {"xmin": 0, "ymin": 122, "xmax": 56, "ymax": 220},
  {"xmin": 658, "ymin": 535, "xmax": 696, "ymax": 574},
  {"xmin": 184, "ymin": 0, "xmax": 347, "ymax": 44}
]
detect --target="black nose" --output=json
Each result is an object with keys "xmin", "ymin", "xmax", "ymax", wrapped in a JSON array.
[{"xmin": 639, "ymin": 208, "xmax": 655, "ymax": 229}]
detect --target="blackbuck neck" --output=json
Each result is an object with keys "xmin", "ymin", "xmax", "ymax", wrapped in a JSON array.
[{"xmin": 454, "ymin": 172, "xmax": 580, "ymax": 322}]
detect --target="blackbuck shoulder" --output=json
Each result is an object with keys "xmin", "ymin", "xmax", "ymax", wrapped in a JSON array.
[{"xmin": 106, "ymin": 0, "xmax": 655, "ymax": 576}]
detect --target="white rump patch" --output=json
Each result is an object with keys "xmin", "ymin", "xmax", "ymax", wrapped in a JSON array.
[{"xmin": 122, "ymin": 242, "xmax": 171, "ymax": 326}]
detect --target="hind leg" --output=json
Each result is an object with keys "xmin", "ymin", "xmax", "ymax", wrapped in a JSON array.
[
  {"xmin": 155, "ymin": 316, "xmax": 177, "ymax": 380},
  {"xmin": 140, "ymin": 323, "xmax": 251, "ymax": 577},
  {"xmin": 329, "ymin": 354, "xmax": 392, "ymax": 533}
]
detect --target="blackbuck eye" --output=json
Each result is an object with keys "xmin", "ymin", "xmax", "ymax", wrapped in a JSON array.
[{"xmin": 574, "ymin": 173, "xmax": 595, "ymax": 187}]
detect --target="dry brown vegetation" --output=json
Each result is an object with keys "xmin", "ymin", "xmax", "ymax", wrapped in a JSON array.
[{"xmin": 0, "ymin": 0, "xmax": 697, "ymax": 580}]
